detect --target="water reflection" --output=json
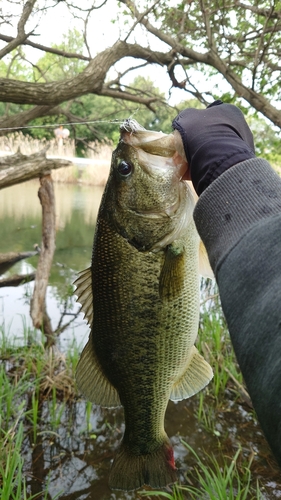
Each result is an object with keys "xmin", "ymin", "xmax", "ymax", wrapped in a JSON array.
[
  {"xmin": 0, "ymin": 180, "xmax": 104, "ymax": 227},
  {"xmin": 0, "ymin": 180, "xmax": 104, "ymax": 347}
]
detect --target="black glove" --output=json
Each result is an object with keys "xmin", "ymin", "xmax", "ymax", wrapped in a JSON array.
[{"xmin": 172, "ymin": 100, "xmax": 255, "ymax": 195}]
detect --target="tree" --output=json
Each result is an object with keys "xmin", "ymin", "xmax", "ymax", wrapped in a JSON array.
[{"xmin": 0, "ymin": 0, "xmax": 281, "ymax": 137}]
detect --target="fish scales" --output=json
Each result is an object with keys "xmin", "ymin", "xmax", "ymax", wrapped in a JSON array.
[
  {"xmin": 75, "ymin": 119, "xmax": 213, "ymax": 491},
  {"xmin": 93, "ymin": 220, "xmax": 197, "ymax": 442}
]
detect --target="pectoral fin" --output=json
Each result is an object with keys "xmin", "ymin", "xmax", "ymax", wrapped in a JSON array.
[
  {"xmin": 74, "ymin": 267, "xmax": 94, "ymax": 327},
  {"xmin": 159, "ymin": 243, "xmax": 185, "ymax": 301},
  {"xmin": 76, "ymin": 331, "xmax": 121, "ymax": 407},
  {"xmin": 170, "ymin": 346, "xmax": 213, "ymax": 401},
  {"xmin": 199, "ymin": 241, "xmax": 214, "ymax": 279}
]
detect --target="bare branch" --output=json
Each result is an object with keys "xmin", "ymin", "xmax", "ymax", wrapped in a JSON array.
[
  {"xmin": 0, "ymin": 0, "xmax": 37, "ymax": 59},
  {"xmin": 17, "ymin": 0, "xmax": 37, "ymax": 36},
  {"xmin": 0, "ymin": 41, "xmax": 174, "ymax": 105},
  {"xmin": 30, "ymin": 175, "xmax": 56, "ymax": 337},
  {"xmin": 199, "ymin": 0, "xmax": 214, "ymax": 51},
  {"xmin": 234, "ymin": 1, "xmax": 281, "ymax": 20},
  {"xmin": 0, "ymin": 34, "xmax": 91, "ymax": 61},
  {"xmin": 123, "ymin": 0, "xmax": 161, "ymax": 43}
]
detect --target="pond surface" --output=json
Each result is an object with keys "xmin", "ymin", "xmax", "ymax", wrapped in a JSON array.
[
  {"xmin": 0, "ymin": 180, "xmax": 103, "ymax": 350},
  {"xmin": 1, "ymin": 180, "xmax": 281, "ymax": 499}
]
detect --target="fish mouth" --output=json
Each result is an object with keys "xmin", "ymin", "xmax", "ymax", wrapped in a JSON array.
[
  {"xmin": 135, "ymin": 148, "xmax": 184, "ymax": 180},
  {"xmin": 120, "ymin": 120, "xmax": 188, "ymax": 179}
]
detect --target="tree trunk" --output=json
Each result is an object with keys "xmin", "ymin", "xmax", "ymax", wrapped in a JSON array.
[{"xmin": 30, "ymin": 174, "xmax": 56, "ymax": 341}]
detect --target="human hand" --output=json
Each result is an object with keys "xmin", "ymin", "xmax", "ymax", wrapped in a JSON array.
[{"xmin": 172, "ymin": 100, "xmax": 255, "ymax": 195}]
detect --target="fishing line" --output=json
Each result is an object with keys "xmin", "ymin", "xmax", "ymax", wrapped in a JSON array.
[
  {"xmin": 0, "ymin": 110, "xmax": 141, "ymax": 132},
  {"xmin": 0, "ymin": 119, "xmax": 125, "ymax": 132}
]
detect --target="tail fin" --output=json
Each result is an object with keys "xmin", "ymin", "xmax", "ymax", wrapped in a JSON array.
[{"xmin": 109, "ymin": 439, "xmax": 177, "ymax": 491}]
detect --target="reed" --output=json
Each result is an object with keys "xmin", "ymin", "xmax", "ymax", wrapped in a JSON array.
[
  {"xmin": 79, "ymin": 161, "xmax": 110, "ymax": 186},
  {"xmin": 0, "ymin": 421, "xmax": 25, "ymax": 499},
  {"xmin": 0, "ymin": 132, "xmax": 113, "ymax": 185},
  {"xmin": 51, "ymin": 164, "xmax": 80, "ymax": 184},
  {"xmin": 0, "ymin": 131, "xmax": 76, "ymax": 158}
]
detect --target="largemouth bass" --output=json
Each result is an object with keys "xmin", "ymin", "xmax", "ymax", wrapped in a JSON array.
[{"xmin": 74, "ymin": 119, "xmax": 213, "ymax": 491}]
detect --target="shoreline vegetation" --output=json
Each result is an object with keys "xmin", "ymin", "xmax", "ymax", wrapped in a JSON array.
[
  {"xmin": 1, "ymin": 289, "xmax": 280, "ymax": 498},
  {"xmin": 0, "ymin": 132, "xmax": 113, "ymax": 187}
]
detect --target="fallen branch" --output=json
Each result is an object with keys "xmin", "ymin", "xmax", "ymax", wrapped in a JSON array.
[
  {"xmin": 0, "ymin": 272, "xmax": 35, "ymax": 287},
  {"xmin": 0, "ymin": 149, "xmax": 72, "ymax": 189},
  {"xmin": 0, "ymin": 250, "xmax": 39, "ymax": 275}
]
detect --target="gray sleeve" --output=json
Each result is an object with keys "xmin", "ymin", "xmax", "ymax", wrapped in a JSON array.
[{"xmin": 193, "ymin": 158, "xmax": 281, "ymax": 465}]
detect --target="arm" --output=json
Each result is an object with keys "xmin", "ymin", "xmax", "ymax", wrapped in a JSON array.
[{"xmin": 173, "ymin": 101, "xmax": 281, "ymax": 466}]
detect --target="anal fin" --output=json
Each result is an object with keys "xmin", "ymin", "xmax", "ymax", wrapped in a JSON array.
[
  {"xmin": 76, "ymin": 331, "xmax": 121, "ymax": 407},
  {"xmin": 170, "ymin": 346, "xmax": 213, "ymax": 401}
]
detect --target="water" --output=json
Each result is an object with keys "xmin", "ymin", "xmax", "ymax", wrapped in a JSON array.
[
  {"xmin": 1, "ymin": 180, "xmax": 281, "ymax": 499},
  {"xmin": 0, "ymin": 180, "xmax": 103, "ymax": 350}
]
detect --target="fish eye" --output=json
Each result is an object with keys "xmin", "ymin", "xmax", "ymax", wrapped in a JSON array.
[{"xmin": 117, "ymin": 160, "xmax": 133, "ymax": 177}]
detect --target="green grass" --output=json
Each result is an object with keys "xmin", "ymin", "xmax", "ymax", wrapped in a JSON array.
[
  {"xmin": 141, "ymin": 450, "xmax": 263, "ymax": 500},
  {"xmin": 197, "ymin": 285, "xmax": 245, "ymax": 403},
  {"xmin": 181, "ymin": 442, "xmax": 263, "ymax": 500},
  {"xmin": 140, "ymin": 445, "xmax": 264, "ymax": 500},
  {"xmin": 0, "ymin": 291, "xmax": 275, "ymax": 499},
  {"xmin": 0, "ymin": 325, "xmax": 78, "ymax": 499},
  {"xmin": 0, "ymin": 421, "xmax": 25, "ymax": 500}
]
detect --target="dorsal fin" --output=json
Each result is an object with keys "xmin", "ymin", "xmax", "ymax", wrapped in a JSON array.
[{"xmin": 73, "ymin": 267, "xmax": 94, "ymax": 327}]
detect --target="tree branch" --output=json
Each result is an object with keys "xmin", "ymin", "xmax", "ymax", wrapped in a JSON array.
[
  {"xmin": 0, "ymin": 273, "xmax": 35, "ymax": 287},
  {"xmin": 0, "ymin": 150, "xmax": 72, "ymax": 189},
  {"xmin": 0, "ymin": 41, "xmax": 172, "ymax": 105},
  {"xmin": 120, "ymin": 0, "xmax": 281, "ymax": 128},
  {"xmin": 0, "ymin": 0, "xmax": 37, "ymax": 59},
  {"xmin": 1, "ymin": 0, "xmax": 281, "ymax": 131},
  {"xmin": 100, "ymin": 86, "xmax": 161, "ymax": 109},
  {"xmin": 234, "ymin": 1, "xmax": 281, "ymax": 20},
  {"xmin": 0, "ymin": 105, "xmax": 60, "ymax": 135},
  {"xmin": 0, "ymin": 34, "xmax": 91, "ymax": 61}
]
